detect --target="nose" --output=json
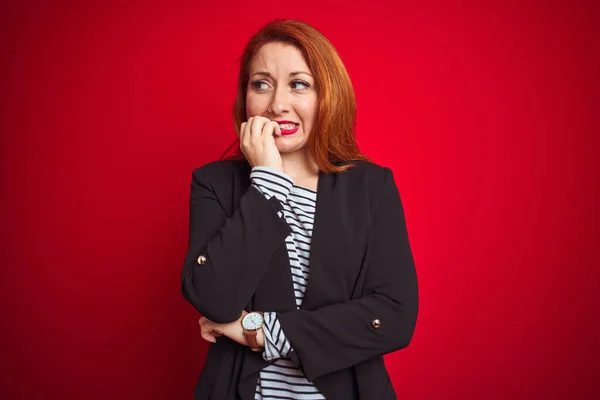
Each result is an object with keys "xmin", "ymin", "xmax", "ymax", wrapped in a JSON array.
[{"xmin": 268, "ymin": 85, "xmax": 290, "ymax": 115}]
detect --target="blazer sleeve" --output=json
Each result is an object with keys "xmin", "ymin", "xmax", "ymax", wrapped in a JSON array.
[
  {"xmin": 275, "ymin": 167, "xmax": 419, "ymax": 382},
  {"xmin": 181, "ymin": 163, "xmax": 292, "ymax": 323}
]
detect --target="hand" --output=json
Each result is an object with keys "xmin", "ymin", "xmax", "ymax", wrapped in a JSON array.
[
  {"xmin": 239, "ymin": 116, "xmax": 284, "ymax": 172},
  {"xmin": 198, "ymin": 311, "xmax": 265, "ymax": 348}
]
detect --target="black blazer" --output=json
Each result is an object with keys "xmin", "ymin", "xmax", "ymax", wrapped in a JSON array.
[{"xmin": 181, "ymin": 159, "xmax": 418, "ymax": 400}]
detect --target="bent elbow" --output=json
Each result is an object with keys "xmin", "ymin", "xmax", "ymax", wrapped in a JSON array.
[
  {"xmin": 396, "ymin": 326, "xmax": 416, "ymax": 350},
  {"xmin": 181, "ymin": 273, "xmax": 243, "ymax": 324},
  {"xmin": 386, "ymin": 295, "xmax": 418, "ymax": 351},
  {"xmin": 397, "ymin": 301, "xmax": 419, "ymax": 350}
]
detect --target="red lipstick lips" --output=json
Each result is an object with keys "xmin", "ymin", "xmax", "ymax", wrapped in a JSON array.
[{"xmin": 275, "ymin": 120, "xmax": 299, "ymax": 136}]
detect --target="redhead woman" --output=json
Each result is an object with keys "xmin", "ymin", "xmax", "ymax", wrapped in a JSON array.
[{"xmin": 181, "ymin": 19, "xmax": 419, "ymax": 400}]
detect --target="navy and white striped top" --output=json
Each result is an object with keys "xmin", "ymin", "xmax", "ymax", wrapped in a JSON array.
[{"xmin": 250, "ymin": 166, "xmax": 326, "ymax": 400}]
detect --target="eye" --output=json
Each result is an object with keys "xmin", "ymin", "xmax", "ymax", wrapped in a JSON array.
[
  {"xmin": 250, "ymin": 80, "xmax": 269, "ymax": 91},
  {"xmin": 291, "ymin": 80, "xmax": 310, "ymax": 90}
]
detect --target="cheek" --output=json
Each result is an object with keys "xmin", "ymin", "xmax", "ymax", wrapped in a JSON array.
[
  {"xmin": 246, "ymin": 93, "xmax": 267, "ymax": 117},
  {"xmin": 298, "ymin": 102, "xmax": 318, "ymax": 127}
]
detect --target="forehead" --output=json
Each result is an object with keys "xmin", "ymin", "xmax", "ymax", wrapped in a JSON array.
[{"xmin": 250, "ymin": 42, "xmax": 310, "ymax": 75}]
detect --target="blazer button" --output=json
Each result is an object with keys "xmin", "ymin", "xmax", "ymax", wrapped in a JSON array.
[
  {"xmin": 197, "ymin": 255, "xmax": 207, "ymax": 265},
  {"xmin": 371, "ymin": 319, "xmax": 381, "ymax": 329}
]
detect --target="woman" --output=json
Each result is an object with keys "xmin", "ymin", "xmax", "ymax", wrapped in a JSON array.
[{"xmin": 181, "ymin": 19, "xmax": 418, "ymax": 400}]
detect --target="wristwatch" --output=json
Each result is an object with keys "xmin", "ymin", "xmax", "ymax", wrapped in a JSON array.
[{"xmin": 241, "ymin": 311, "xmax": 264, "ymax": 352}]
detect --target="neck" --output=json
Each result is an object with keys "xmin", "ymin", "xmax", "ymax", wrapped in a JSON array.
[{"xmin": 281, "ymin": 148, "xmax": 319, "ymax": 180}]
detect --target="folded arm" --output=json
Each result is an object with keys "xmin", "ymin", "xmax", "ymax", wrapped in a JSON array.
[
  {"xmin": 275, "ymin": 167, "xmax": 419, "ymax": 381},
  {"xmin": 180, "ymin": 163, "xmax": 292, "ymax": 323}
]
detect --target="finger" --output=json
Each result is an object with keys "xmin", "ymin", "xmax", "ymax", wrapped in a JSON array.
[
  {"xmin": 273, "ymin": 121, "xmax": 281, "ymax": 137},
  {"xmin": 239, "ymin": 122, "xmax": 246, "ymax": 142},
  {"xmin": 262, "ymin": 120, "xmax": 279, "ymax": 138},
  {"xmin": 239, "ymin": 122, "xmax": 247, "ymax": 156},
  {"xmin": 201, "ymin": 319, "xmax": 221, "ymax": 334},
  {"xmin": 249, "ymin": 116, "xmax": 266, "ymax": 143},
  {"xmin": 243, "ymin": 117, "xmax": 254, "ymax": 148},
  {"xmin": 200, "ymin": 330, "xmax": 217, "ymax": 343}
]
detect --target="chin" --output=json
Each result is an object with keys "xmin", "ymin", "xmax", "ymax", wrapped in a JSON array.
[
  {"xmin": 275, "ymin": 137, "xmax": 303, "ymax": 151},
  {"xmin": 276, "ymin": 146, "xmax": 295, "ymax": 154},
  {"xmin": 276, "ymin": 142, "xmax": 308, "ymax": 154}
]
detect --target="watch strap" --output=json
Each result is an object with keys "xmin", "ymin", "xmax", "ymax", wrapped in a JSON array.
[{"xmin": 243, "ymin": 330, "xmax": 262, "ymax": 352}]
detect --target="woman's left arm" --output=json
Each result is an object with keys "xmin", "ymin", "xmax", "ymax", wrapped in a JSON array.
[{"xmin": 274, "ymin": 167, "xmax": 419, "ymax": 382}]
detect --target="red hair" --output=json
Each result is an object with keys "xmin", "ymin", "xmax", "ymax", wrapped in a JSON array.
[{"xmin": 221, "ymin": 19, "xmax": 369, "ymax": 173}]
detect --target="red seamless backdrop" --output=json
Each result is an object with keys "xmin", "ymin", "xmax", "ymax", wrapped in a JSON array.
[{"xmin": 1, "ymin": 0, "xmax": 598, "ymax": 399}]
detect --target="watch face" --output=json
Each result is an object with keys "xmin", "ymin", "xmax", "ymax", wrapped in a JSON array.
[{"xmin": 242, "ymin": 312, "xmax": 264, "ymax": 330}]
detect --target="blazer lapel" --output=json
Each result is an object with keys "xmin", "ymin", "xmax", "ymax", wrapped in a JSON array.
[{"xmin": 300, "ymin": 169, "xmax": 356, "ymax": 311}]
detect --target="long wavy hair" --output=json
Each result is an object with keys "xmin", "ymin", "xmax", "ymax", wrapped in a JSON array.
[{"xmin": 220, "ymin": 19, "xmax": 369, "ymax": 173}]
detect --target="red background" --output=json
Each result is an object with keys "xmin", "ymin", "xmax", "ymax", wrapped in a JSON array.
[{"xmin": 1, "ymin": 0, "xmax": 598, "ymax": 399}]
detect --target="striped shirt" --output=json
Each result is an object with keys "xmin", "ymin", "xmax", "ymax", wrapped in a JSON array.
[{"xmin": 250, "ymin": 166, "xmax": 326, "ymax": 400}]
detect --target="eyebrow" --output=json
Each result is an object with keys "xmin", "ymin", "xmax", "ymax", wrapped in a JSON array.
[{"xmin": 250, "ymin": 71, "xmax": 313, "ymax": 78}]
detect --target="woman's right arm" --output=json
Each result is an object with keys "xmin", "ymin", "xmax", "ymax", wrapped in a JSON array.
[{"xmin": 180, "ymin": 162, "xmax": 292, "ymax": 324}]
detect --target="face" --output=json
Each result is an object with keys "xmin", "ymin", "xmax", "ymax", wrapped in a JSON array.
[{"xmin": 246, "ymin": 42, "xmax": 318, "ymax": 155}]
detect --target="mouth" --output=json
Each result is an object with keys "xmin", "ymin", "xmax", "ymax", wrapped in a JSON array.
[
  {"xmin": 275, "ymin": 120, "xmax": 299, "ymax": 129},
  {"xmin": 275, "ymin": 120, "xmax": 300, "ymax": 135}
]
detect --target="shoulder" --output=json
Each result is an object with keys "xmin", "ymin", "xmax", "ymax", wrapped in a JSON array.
[
  {"xmin": 335, "ymin": 159, "xmax": 392, "ymax": 188},
  {"xmin": 335, "ymin": 160, "xmax": 401, "ymax": 212}
]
